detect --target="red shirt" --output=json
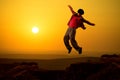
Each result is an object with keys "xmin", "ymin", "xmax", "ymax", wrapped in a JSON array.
[{"xmin": 68, "ymin": 14, "xmax": 83, "ymax": 29}]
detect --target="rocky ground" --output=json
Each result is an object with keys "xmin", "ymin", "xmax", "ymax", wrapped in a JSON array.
[{"xmin": 0, "ymin": 54, "xmax": 120, "ymax": 80}]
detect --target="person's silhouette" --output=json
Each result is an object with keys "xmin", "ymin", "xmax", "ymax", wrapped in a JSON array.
[{"xmin": 64, "ymin": 5, "xmax": 95, "ymax": 54}]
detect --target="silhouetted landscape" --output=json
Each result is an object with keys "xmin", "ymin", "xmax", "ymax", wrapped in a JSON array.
[{"xmin": 0, "ymin": 54, "xmax": 120, "ymax": 80}]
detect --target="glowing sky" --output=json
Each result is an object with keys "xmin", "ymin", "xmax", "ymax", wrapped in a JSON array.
[{"xmin": 0, "ymin": 0, "xmax": 120, "ymax": 54}]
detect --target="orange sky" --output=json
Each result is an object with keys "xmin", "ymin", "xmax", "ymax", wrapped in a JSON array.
[{"xmin": 0, "ymin": 0, "xmax": 120, "ymax": 54}]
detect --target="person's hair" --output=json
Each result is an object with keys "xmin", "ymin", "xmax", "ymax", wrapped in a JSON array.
[{"xmin": 77, "ymin": 9, "xmax": 84, "ymax": 15}]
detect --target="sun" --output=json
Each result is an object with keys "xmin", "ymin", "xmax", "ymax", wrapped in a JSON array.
[{"xmin": 32, "ymin": 26, "xmax": 39, "ymax": 34}]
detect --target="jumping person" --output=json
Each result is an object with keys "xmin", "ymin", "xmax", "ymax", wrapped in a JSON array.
[{"xmin": 64, "ymin": 5, "xmax": 95, "ymax": 54}]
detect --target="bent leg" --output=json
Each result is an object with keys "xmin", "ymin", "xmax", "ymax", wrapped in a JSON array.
[
  {"xmin": 63, "ymin": 28, "xmax": 72, "ymax": 53},
  {"xmin": 69, "ymin": 29, "xmax": 82, "ymax": 53},
  {"xmin": 64, "ymin": 35, "xmax": 71, "ymax": 50}
]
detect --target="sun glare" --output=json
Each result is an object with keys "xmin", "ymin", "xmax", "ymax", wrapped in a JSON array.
[{"xmin": 32, "ymin": 26, "xmax": 39, "ymax": 34}]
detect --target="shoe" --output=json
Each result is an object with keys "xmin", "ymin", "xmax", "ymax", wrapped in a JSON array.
[
  {"xmin": 68, "ymin": 47, "xmax": 72, "ymax": 53},
  {"xmin": 78, "ymin": 47, "xmax": 82, "ymax": 54}
]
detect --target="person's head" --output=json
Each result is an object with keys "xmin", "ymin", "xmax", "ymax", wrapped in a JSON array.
[{"xmin": 77, "ymin": 9, "xmax": 84, "ymax": 15}]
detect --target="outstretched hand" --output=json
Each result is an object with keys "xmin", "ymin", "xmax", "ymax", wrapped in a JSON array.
[
  {"xmin": 91, "ymin": 23, "xmax": 95, "ymax": 26},
  {"xmin": 68, "ymin": 5, "xmax": 76, "ymax": 14},
  {"xmin": 68, "ymin": 5, "xmax": 72, "ymax": 9}
]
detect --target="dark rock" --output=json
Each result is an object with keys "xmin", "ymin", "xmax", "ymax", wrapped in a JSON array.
[
  {"xmin": 1, "ymin": 57, "xmax": 120, "ymax": 80},
  {"xmin": 101, "ymin": 54, "xmax": 119, "ymax": 58}
]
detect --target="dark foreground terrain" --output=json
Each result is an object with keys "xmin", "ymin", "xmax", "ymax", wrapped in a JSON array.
[{"xmin": 0, "ymin": 54, "xmax": 120, "ymax": 80}]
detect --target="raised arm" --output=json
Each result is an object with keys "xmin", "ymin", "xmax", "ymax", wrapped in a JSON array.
[{"xmin": 68, "ymin": 5, "xmax": 76, "ymax": 14}]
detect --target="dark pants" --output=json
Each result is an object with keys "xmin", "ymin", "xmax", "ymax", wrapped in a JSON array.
[{"xmin": 64, "ymin": 27, "xmax": 81, "ymax": 51}]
